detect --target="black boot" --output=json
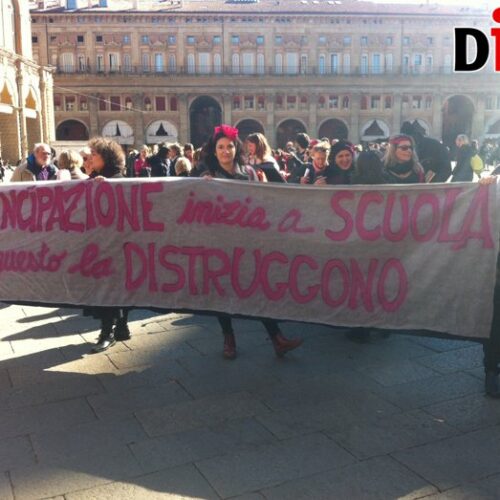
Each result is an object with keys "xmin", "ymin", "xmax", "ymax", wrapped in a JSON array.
[
  {"xmin": 485, "ymin": 371, "xmax": 500, "ymax": 398},
  {"xmin": 114, "ymin": 311, "xmax": 130, "ymax": 341},
  {"xmin": 92, "ymin": 320, "xmax": 116, "ymax": 353}
]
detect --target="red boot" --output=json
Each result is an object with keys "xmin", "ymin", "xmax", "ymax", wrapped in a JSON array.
[
  {"xmin": 271, "ymin": 333, "xmax": 303, "ymax": 357},
  {"xmin": 223, "ymin": 333, "xmax": 237, "ymax": 360}
]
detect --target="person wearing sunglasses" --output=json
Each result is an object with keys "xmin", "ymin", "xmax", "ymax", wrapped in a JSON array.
[{"xmin": 383, "ymin": 135, "xmax": 426, "ymax": 184}]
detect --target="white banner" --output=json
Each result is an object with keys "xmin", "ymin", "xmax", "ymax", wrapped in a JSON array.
[{"xmin": 0, "ymin": 178, "xmax": 498, "ymax": 339}]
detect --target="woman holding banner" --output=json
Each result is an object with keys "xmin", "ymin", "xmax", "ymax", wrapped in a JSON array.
[
  {"xmin": 84, "ymin": 137, "xmax": 131, "ymax": 353},
  {"xmin": 300, "ymin": 140, "xmax": 356, "ymax": 186},
  {"xmin": 383, "ymin": 135, "xmax": 426, "ymax": 183},
  {"xmin": 198, "ymin": 125, "xmax": 303, "ymax": 360}
]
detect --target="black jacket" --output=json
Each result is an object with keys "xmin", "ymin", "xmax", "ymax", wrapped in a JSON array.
[
  {"xmin": 414, "ymin": 135, "xmax": 452, "ymax": 182},
  {"xmin": 451, "ymin": 145, "xmax": 474, "ymax": 182}
]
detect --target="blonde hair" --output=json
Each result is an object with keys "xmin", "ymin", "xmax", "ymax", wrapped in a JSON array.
[
  {"xmin": 311, "ymin": 141, "xmax": 331, "ymax": 155},
  {"xmin": 175, "ymin": 157, "xmax": 192, "ymax": 175},
  {"xmin": 58, "ymin": 150, "xmax": 83, "ymax": 171}
]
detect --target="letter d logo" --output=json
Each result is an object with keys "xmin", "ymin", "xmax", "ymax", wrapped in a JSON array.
[{"xmin": 454, "ymin": 28, "xmax": 489, "ymax": 72}]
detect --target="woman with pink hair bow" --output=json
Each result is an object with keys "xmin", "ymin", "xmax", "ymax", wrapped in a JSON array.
[{"xmin": 197, "ymin": 125, "xmax": 303, "ymax": 360}]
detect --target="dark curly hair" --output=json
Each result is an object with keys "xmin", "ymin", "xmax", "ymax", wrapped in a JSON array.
[
  {"xmin": 201, "ymin": 129, "xmax": 245, "ymax": 174},
  {"xmin": 88, "ymin": 137, "xmax": 125, "ymax": 174}
]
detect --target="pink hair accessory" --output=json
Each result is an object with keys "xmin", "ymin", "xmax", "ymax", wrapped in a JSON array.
[{"xmin": 214, "ymin": 124, "xmax": 239, "ymax": 141}]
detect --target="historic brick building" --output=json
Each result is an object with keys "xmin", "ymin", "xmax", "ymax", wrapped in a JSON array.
[
  {"xmin": 0, "ymin": 0, "xmax": 54, "ymax": 164},
  {"xmin": 30, "ymin": 0, "xmax": 499, "ymax": 149}
]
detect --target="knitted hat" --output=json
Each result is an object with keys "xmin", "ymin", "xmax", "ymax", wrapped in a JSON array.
[
  {"xmin": 330, "ymin": 140, "xmax": 355, "ymax": 159},
  {"xmin": 295, "ymin": 133, "xmax": 311, "ymax": 150}
]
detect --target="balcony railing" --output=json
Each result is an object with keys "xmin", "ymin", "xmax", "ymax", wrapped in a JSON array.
[{"xmin": 54, "ymin": 64, "xmax": 491, "ymax": 78}]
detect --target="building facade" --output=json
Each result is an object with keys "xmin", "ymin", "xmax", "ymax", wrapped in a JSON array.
[
  {"xmin": 29, "ymin": 0, "xmax": 500, "ymax": 150},
  {"xmin": 0, "ymin": 0, "xmax": 54, "ymax": 164}
]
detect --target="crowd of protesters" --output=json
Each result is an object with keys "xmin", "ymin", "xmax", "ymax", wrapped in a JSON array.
[{"xmin": 5, "ymin": 123, "xmax": 500, "ymax": 399}]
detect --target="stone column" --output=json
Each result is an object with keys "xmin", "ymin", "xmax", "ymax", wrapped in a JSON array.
[
  {"xmin": 392, "ymin": 94, "xmax": 402, "ymax": 135},
  {"xmin": 432, "ymin": 94, "xmax": 443, "ymax": 140},
  {"xmin": 16, "ymin": 62, "xmax": 28, "ymax": 158},
  {"xmin": 222, "ymin": 93, "xmax": 232, "ymax": 125},
  {"xmin": 88, "ymin": 92, "xmax": 100, "ymax": 137},
  {"xmin": 308, "ymin": 94, "xmax": 318, "ymax": 138},
  {"xmin": 471, "ymin": 94, "xmax": 486, "ymax": 141},
  {"xmin": 132, "ymin": 92, "xmax": 145, "ymax": 146},
  {"xmin": 178, "ymin": 93, "xmax": 189, "ymax": 142},
  {"xmin": 264, "ymin": 93, "xmax": 276, "ymax": 147},
  {"xmin": 39, "ymin": 67, "xmax": 55, "ymax": 144},
  {"xmin": 349, "ymin": 93, "xmax": 361, "ymax": 144}
]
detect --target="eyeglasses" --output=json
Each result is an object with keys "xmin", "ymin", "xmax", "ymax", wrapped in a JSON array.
[{"xmin": 396, "ymin": 145, "xmax": 413, "ymax": 151}]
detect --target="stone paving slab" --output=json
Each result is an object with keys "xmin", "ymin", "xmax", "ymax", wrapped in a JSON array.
[
  {"xmin": 0, "ymin": 435, "xmax": 36, "ymax": 471},
  {"xmin": 371, "ymin": 371, "xmax": 483, "ymax": 410},
  {"xmin": 130, "ymin": 417, "xmax": 276, "ymax": 473},
  {"xmin": 31, "ymin": 417, "xmax": 148, "ymax": 465},
  {"xmin": 0, "ymin": 368, "xmax": 11, "ymax": 391},
  {"xmin": 96, "ymin": 363, "xmax": 191, "ymax": 394},
  {"xmin": 0, "ymin": 471, "xmax": 13, "ymax": 500},
  {"xmin": 423, "ymin": 393, "xmax": 500, "ymax": 433},
  {"xmin": 414, "ymin": 345, "xmax": 484, "ymax": 374},
  {"xmin": 196, "ymin": 432, "xmax": 356, "ymax": 498},
  {"xmin": 135, "ymin": 391, "xmax": 270, "ymax": 437},
  {"xmin": 87, "ymin": 380, "xmax": 192, "ymax": 419},
  {"xmin": 0, "ymin": 371, "xmax": 104, "ymax": 410},
  {"xmin": 421, "ymin": 473, "xmax": 500, "ymax": 499},
  {"xmin": 64, "ymin": 464, "xmax": 219, "ymax": 500},
  {"xmin": 261, "ymin": 455, "xmax": 437, "ymax": 500},
  {"xmin": 357, "ymin": 359, "xmax": 440, "ymax": 386},
  {"xmin": 392, "ymin": 426, "xmax": 500, "ymax": 490},
  {"xmin": 9, "ymin": 448, "xmax": 143, "ymax": 500},
  {"xmin": 324, "ymin": 408, "xmax": 458, "ymax": 459},
  {"xmin": 0, "ymin": 398, "xmax": 96, "ymax": 441}
]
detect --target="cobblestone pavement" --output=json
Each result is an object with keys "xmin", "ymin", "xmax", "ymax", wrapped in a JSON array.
[{"xmin": 0, "ymin": 303, "xmax": 499, "ymax": 499}]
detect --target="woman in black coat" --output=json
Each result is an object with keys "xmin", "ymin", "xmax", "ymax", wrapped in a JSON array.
[
  {"xmin": 451, "ymin": 134, "xmax": 474, "ymax": 182},
  {"xmin": 86, "ymin": 137, "xmax": 131, "ymax": 353}
]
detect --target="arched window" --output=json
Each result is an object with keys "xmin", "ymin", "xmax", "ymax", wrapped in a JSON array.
[
  {"xmin": 385, "ymin": 53, "xmax": 393, "ymax": 73},
  {"xmin": 187, "ymin": 53, "xmax": 195, "ymax": 74},
  {"xmin": 426, "ymin": 55, "xmax": 433, "ymax": 73},
  {"xmin": 343, "ymin": 54, "xmax": 351, "ymax": 75},
  {"xmin": 61, "ymin": 53, "xmax": 75, "ymax": 73},
  {"xmin": 168, "ymin": 54, "xmax": 176, "ymax": 73},
  {"xmin": 318, "ymin": 54, "xmax": 325, "ymax": 75},
  {"xmin": 275, "ymin": 53, "xmax": 283, "ymax": 75},
  {"xmin": 360, "ymin": 54, "xmax": 368, "ymax": 75},
  {"xmin": 443, "ymin": 54, "xmax": 452, "ymax": 74},
  {"xmin": 142, "ymin": 53, "xmax": 150, "ymax": 72},
  {"xmin": 109, "ymin": 53, "xmax": 119, "ymax": 72},
  {"xmin": 214, "ymin": 53, "xmax": 222, "ymax": 74},
  {"xmin": 257, "ymin": 54, "xmax": 265, "ymax": 75},
  {"xmin": 123, "ymin": 54, "xmax": 131, "ymax": 72},
  {"xmin": 232, "ymin": 53, "xmax": 240, "ymax": 74},
  {"xmin": 154, "ymin": 53, "xmax": 164, "ymax": 73}
]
